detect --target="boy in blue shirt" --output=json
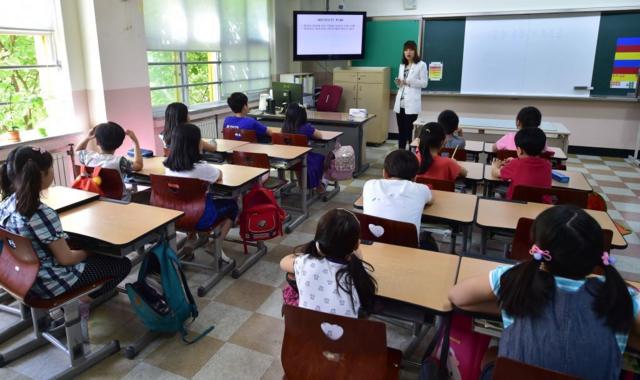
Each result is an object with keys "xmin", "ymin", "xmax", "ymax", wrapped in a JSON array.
[{"xmin": 223, "ymin": 92, "xmax": 272, "ymax": 139}]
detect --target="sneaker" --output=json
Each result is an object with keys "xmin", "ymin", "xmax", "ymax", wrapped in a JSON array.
[{"xmin": 220, "ymin": 249, "xmax": 231, "ymax": 263}]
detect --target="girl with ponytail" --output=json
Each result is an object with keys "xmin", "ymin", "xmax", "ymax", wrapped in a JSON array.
[
  {"xmin": 0, "ymin": 146, "xmax": 131, "ymax": 341},
  {"xmin": 280, "ymin": 208, "xmax": 377, "ymax": 317},
  {"xmin": 449, "ymin": 205, "xmax": 638, "ymax": 380},
  {"xmin": 416, "ymin": 122, "xmax": 467, "ymax": 181}
]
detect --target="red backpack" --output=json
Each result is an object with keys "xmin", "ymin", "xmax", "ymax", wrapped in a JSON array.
[
  {"xmin": 71, "ymin": 165, "xmax": 104, "ymax": 195},
  {"xmin": 239, "ymin": 184, "xmax": 286, "ymax": 254}
]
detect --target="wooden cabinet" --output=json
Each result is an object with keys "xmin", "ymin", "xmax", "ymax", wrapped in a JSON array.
[{"xmin": 333, "ymin": 67, "xmax": 390, "ymax": 144}]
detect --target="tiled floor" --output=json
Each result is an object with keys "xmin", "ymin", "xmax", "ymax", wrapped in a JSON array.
[{"xmin": 1, "ymin": 142, "xmax": 639, "ymax": 379}]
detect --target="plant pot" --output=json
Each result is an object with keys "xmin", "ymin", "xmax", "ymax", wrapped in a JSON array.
[{"xmin": 2, "ymin": 130, "xmax": 21, "ymax": 143}]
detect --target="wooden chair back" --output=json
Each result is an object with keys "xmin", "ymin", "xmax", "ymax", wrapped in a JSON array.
[
  {"xmin": 282, "ymin": 304, "xmax": 396, "ymax": 380},
  {"xmin": 512, "ymin": 185, "xmax": 589, "ymax": 208},
  {"xmin": 230, "ymin": 151, "xmax": 271, "ymax": 169},
  {"xmin": 509, "ymin": 217, "xmax": 613, "ymax": 262},
  {"xmin": 0, "ymin": 228, "xmax": 39, "ymax": 301},
  {"xmin": 492, "ymin": 357, "xmax": 580, "ymax": 380},
  {"xmin": 415, "ymin": 176, "xmax": 456, "ymax": 192},
  {"xmin": 150, "ymin": 174, "xmax": 208, "ymax": 231},
  {"xmin": 73, "ymin": 165, "xmax": 124, "ymax": 200},
  {"xmin": 353, "ymin": 212, "xmax": 419, "ymax": 248},
  {"xmin": 272, "ymin": 132, "xmax": 308, "ymax": 147},
  {"xmin": 440, "ymin": 147, "xmax": 466, "ymax": 161},
  {"xmin": 222, "ymin": 127, "xmax": 258, "ymax": 142}
]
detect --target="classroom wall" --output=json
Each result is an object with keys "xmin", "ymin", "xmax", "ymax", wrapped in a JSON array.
[{"xmin": 297, "ymin": 0, "xmax": 640, "ymax": 151}]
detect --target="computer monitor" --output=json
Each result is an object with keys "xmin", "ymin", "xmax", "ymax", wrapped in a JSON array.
[{"xmin": 272, "ymin": 82, "xmax": 303, "ymax": 108}]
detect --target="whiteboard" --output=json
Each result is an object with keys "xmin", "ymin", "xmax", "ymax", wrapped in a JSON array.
[{"xmin": 460, "ymin": 13, "xmax": 601, "ymax": 97}]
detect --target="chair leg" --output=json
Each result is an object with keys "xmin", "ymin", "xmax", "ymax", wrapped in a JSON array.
[
  {"xmin": 0, "ymin": 308, "xmax": 51, "ymax": 367},
  {"xmin": 0, "ymin": 303, "xmax": 32, "ymax": 343},
  {"xmin": 180, "ymin": 229, "xmax": 235, "ymax": 297},
  {"xmin": 231, "ymin": 240, "xmax": 268, "ymax": 278}
]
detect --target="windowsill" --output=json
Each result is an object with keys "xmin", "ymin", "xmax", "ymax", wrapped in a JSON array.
[
  {"xmin": 0, "ymin": 130, "xmax": 83, "ymax": 151},
  {"xmin": 151, "ymin": 93, "xmax": 262, "ymax": 120}
]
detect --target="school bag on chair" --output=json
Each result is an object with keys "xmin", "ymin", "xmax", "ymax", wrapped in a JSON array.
[
  {"xmin": 72, "ymin": 165, "xmax": 104, "ymax": 195},
  {"xmin": 420, "ymin": 313, "xmax": 491, "ymax": 380},
  {"xmin": 239, "ymin": 184, "xmax": 286, "ymax": 254},
  {"xmin": 325, "ymin": 141, "xmax": 356, "ymax": 181},
  {"xmin": 126, "ymin": 243, "xmax": 213, "ymax": 346}
]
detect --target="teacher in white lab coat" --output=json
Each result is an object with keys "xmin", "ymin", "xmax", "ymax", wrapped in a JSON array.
[{"xmin": 393, "ymin": 40, "xmax": 428, "ymax": 150}]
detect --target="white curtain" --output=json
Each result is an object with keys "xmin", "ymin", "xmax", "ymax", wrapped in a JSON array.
[{"xmin": 0, "ymin": 0, "xmax": 56, "ymax": 31}]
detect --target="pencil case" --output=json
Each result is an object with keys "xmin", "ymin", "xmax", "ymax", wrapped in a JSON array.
[
  {"xmin": 128, "ymin": 148, "xmax": 154, "ymax": 158},
  {"xmin": 552, "ymin": 170, "xmax": 569, "ymax": 183}
]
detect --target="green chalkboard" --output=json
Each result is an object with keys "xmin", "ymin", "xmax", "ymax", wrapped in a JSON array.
[
  {"xmin": 422, "ymin": 19, "xmax": 466, "ymax": 92},
  {"xmin": 591, "ymin": 12, "xmax": 640, "ymax": 96},
  {"xmin": 352, "ymin": 19, "xmax": 420, "ymax": 90}
]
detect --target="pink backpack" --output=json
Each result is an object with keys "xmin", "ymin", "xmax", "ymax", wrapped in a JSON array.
[
  {"xmin": 422, "ymin": 313, "xmax": 491, "ymax": 380},
  {"xmin": 325, "ymin": 142, "xmax": 355, "ymax": 181}
]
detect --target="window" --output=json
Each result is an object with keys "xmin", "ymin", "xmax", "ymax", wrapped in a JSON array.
[
  {"xmin": 0, "ymin": 0, "xmax": 71, "ymax": 141},
  {"xmin": 144, "ymin": 0, "xmax": 271, "ymax": 108}
]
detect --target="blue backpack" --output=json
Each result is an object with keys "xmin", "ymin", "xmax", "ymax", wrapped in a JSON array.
[{"xmin": 126, "ymin": 243, "xmax": 213, "ymax": 343}]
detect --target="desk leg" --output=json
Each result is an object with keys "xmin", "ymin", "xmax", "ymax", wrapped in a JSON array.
[
  {"xmin": 462, "ymin": 224, "xmax": 470, "ymax": 255},
  {"xmin": 284, "ymin": 155, "xmax": 310, "ymax": 233},
  {"xmin": 481, "ymin": 228, "xmax": 488, "ymax": 255}
]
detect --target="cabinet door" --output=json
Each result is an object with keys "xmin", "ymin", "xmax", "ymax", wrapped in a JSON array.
[
  {"xmin": 333, "ymin": 81, "xmax": 357, "ymax": 111},
  {"xmin": 357, "ymin": 82, "xmax": 386, "ymax": 143}
]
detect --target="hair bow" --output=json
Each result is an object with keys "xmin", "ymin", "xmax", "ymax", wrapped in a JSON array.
[{"xmin": 529, "ymin": 244, "xmax": 552, "ymax": 261}]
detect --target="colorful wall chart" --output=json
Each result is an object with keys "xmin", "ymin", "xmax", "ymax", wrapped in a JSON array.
[{"xmin": 610, "ymin": 37, "xmax": 640, "ymax": 89}]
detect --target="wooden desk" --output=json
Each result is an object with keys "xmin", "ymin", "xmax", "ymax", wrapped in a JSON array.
[
  {"xmin": 460, "ymin": 162, "xmax": 484, "ymax": 182},
  {"xmin": 137, "ymin": 157, "xmax": 267, "ymax": 188},
  {"xmin": 41, "ymin": 186, "xmax": 99, "ymax": 212},
  {"xmin": 361, "ymin": 242, "xmax": 460, "ymax": 312},
  {"xmin": 267, "ymin": 126, "xmax": 343, "ymax": 142},
  {"xmin": 483, "ymin": 143, "xmax": 568, "ymax": 160},
  {"xmin": 209, "ymin": 138, "xmax": 250, "ymax": 153},
  {"xmin": 476, "ymin": 198, "xmax": 627, "ymax": 249},
  {"xmin": 233, "ymin": 143, "xmax": 310, "ymax": 161},
  {"xmin": 59, "ymin": 200, "xmax": 182, "ymax": 254},
  {"xmin": 410, "ymin": 138, "xmax": 484, "ymax": 154},
  {"xmin": 354, "ymin": 190, "xmax": 478, "ymax": 253},
  {"xmin": 249, "ymin": 110, "xmax": 374, "ymax": 177},
  {"xmin": 482, "ymin": 166, "xmax": 592, "ymax": 192}
]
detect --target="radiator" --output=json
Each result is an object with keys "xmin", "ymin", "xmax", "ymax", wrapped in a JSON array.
[
  {"xmin": 51, "ymin": 147, "xmax": 74, "ymax": 187},
  {"xmin": 193, "ymin": 117, "xmax": 218, "ymax": 139}
]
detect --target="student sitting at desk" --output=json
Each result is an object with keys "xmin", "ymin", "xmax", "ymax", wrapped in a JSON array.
[
  {"xmin": 160, "ymin": 102, "xmax": 217, "ymax": 153},
  {"xmin": 363, "ymin": 149, "xmax": 437, "ymax": 251},
  {"xmin": 416, "ymin": 122, "xmax": 467, "ymax": 182},
  {"xmin": 491, "ymin": 127, "xmax": 551, "ymax": 200},
  {"xmin": 439, "ymin": 109, "xmax": 465, "ymax": 149},
  {"xmin": 449, "ymin": 205, "xmax": 640, "ymax": 380},
  {"xmin": 164, "ymin": 124, "xmax": 238, "ymax": 262},
  {"xmin": 492, "ymin": 106, "xmax": 551, "ymax": 154},
  {"xmin": 223, "ymin": 92, "xmax": 272, "ymax": 141},
  {"xmin": 282, "ymin": 103, "xmax": 326, "ymax": 192},
  {"xmin": 280, "ymin": 208, "xmax": 377, "ymax": 318},
  {"xmin": 76, "ymin": 121, "xmax": 143, "ymax": 201},
  {"xmin": 0, "ymin": 146, "xmax": 132, "ymax": 341}
]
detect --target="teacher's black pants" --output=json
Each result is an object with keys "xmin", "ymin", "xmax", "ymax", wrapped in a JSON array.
[{"xmin": 396, "ymin": 108, "xmax": 418, "ymax": 150}]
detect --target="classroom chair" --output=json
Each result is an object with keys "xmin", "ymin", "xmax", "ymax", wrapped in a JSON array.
[
  {"xmin": 230, "ymin": 151, "xmax": 288, "ymax": 193},
  {"xmin": 315, "ymin": 84, "xmax": 343, "ymax": 112},
  {"xmin": 272, "ymin": 132, "xmax": 309, "ymax": 147},
  {"xmin": 353, "ymin": 212, "xmax": 419, "ymax": 248},
  {"xmin": 281, "ymin": 304, "xmax": 401, "ymax": 380},
  {"xmin": 440, "ymin": 147, "xmax": 466, "ymax": 161},
  {"xmin": 0, "ymin": 227, "xmax": 119, "ymax": 378},
  {"xmin": 509, "ymin": 217, "xmax": 613, "ymax": 262},
  {"xmin": 73, "ymin": 165, "xmax": 125, "ymax": 200},
  {"xmin": 149, "ymin": 174, "xmax": 234, "ymax": 296},
  {"xmin": 222, "ymin": 127, "xmax": 258, "ymax": 142},
  {"xmin": 492, "ymin": 357, "xmax": 580, "ymax": 380},
  {"xmin": 415, "ymin": 176, "xmax": 456, "ymax": 192},
  {"xmin": 512, "ymin": 185, "xmax": 589, "ymax": 208}
]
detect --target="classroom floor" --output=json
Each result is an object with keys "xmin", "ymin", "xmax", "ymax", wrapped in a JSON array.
[{"xmin": 1, "ymin": 142, "xmax": 639, "ymax": 380}]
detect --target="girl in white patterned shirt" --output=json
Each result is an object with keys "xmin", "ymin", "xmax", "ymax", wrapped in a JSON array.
[{"xmin": 280, "ymin": 209, "xmax": 377, "ymax": 318}]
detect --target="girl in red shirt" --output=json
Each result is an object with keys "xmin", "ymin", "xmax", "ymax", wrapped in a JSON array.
[{"xmin": 416, "ymin": 122, "xmax": 467, "ymax": 182}]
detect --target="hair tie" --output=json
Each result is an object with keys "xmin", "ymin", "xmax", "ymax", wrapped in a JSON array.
[
  {"xmin": 602, "ymin": 252, "xmax": 616, "ymax": 266},
  {"xmin": 315, "ymin": 241, "xmax": 323, "ymax": 255},
  {"xmin": 529, "ymin": 244, "xmax": 552, "ymax": 261}
]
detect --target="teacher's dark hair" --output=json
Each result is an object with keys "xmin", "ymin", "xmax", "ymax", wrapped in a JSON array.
[{"xmin": 401, "ymin": 40, "xmax": 421, "ymax": 65}]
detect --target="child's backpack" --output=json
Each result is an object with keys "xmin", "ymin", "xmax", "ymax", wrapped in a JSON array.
[
  {"xmin": 71, "ymin": 165, "xmax": 104, "ymax": 195},
  {"xmin": 126, "ymin": 243, "xmax": 213, "ymax": 343},
  {"xmin": 239, "ymin": 184, "xmax": 286, "ymax": 254},
  {"xmin": 325, "ymin": 142, "xmax": 356, "ymax": 181},
  {"xmin": 420, "ymin": 314, "xmax": 491, "ymax": 380}
]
